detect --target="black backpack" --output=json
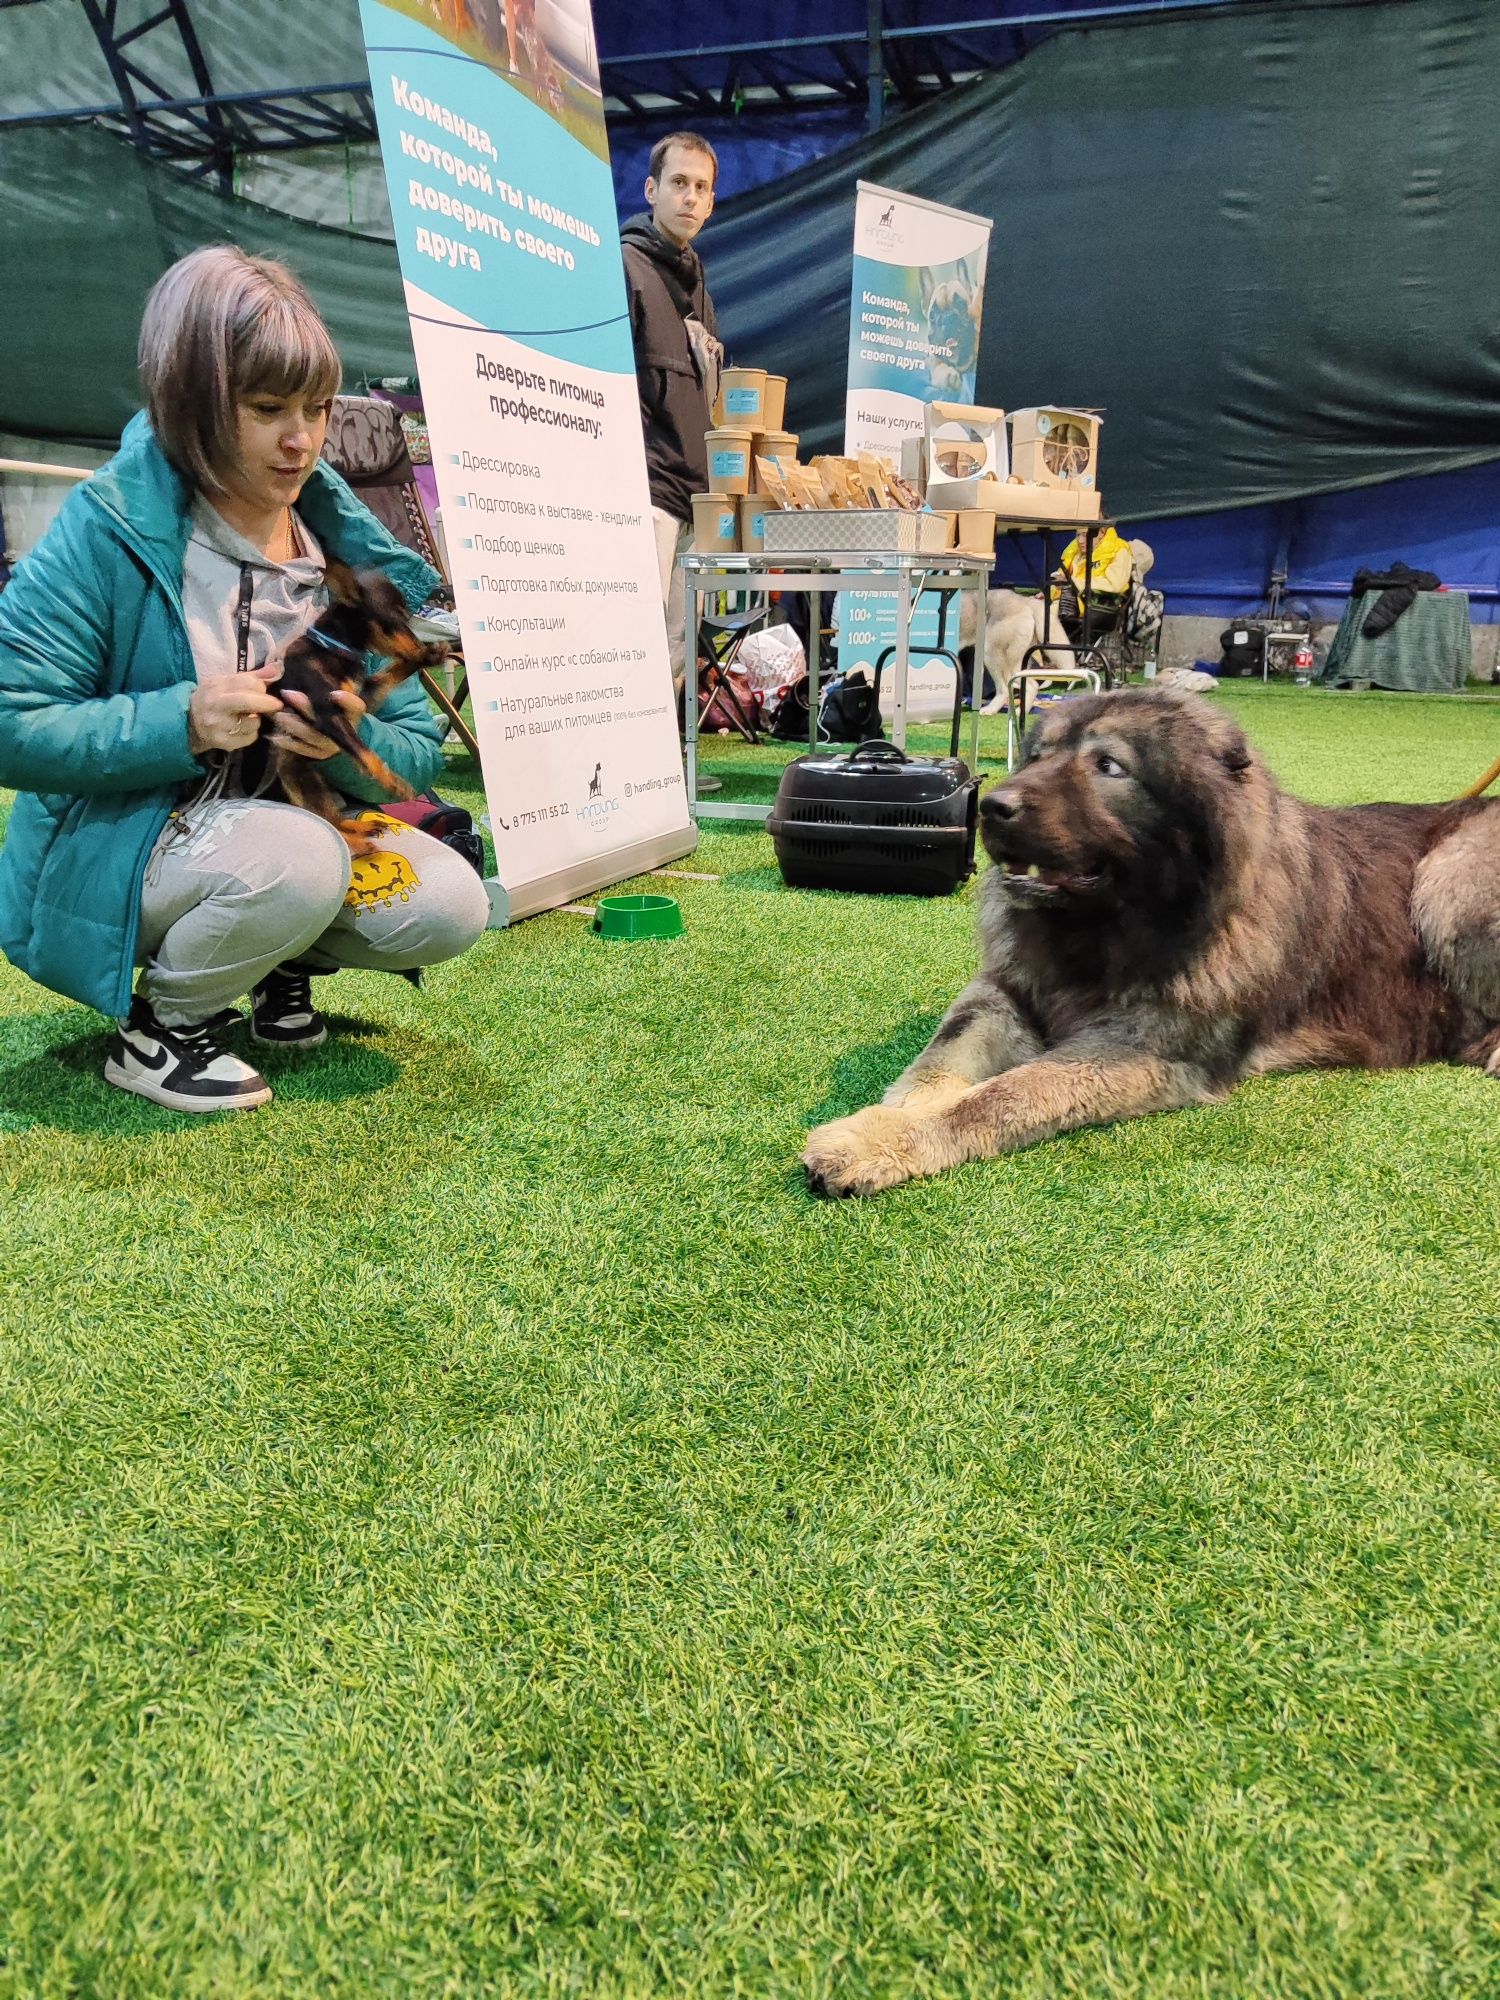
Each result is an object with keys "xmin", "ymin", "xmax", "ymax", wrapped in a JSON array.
[
  {"xmin": 816, "ymin": 669, "xmax": 883, "ymax": 744},
  {"xmin": 767, "ymin": 670, "xmax": 884, "ymax": 745}
]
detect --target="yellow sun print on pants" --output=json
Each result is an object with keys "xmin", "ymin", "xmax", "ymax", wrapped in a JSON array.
[{"xmin": 343, "ymin": 814, "xmax": 423, "ymax": 913}]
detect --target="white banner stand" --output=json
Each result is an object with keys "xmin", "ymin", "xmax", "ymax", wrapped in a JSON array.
[
  {"xmin": 359, "ymin": 0, "xmax": 695, "ymax": 922},
  {"xmin": 840, "ymin": 182, "xmax": 993, "ymax": 708}
]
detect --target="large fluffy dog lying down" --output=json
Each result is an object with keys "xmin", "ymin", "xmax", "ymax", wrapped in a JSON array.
[{"xmin": 803, "ymin": 688, "xmax": 1500, "ymax": 1198}]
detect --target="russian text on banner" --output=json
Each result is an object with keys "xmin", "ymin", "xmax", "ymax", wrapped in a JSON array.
[{"xmin": 359, "ymin": 0, "xmax": 695, "ymax": 920}]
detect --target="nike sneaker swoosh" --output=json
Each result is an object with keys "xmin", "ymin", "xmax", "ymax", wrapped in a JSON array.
[{"xmin": 123, "ymin": 1039, "xmax": 172, "ymax": 1074}]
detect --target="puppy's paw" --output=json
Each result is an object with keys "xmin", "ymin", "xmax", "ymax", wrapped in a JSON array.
[{"xmin": 803, "ymin": 1105, "xmax": 925, "ymax": 1199}]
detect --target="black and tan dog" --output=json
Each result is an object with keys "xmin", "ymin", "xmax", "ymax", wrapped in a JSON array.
[
  {"xmin": 257, "ymin": 561, "xmax": 448, "ymax": 856},
  {"xmin": 803, "ymin": 687, "xmax": 1500, "ymax": 1197}
]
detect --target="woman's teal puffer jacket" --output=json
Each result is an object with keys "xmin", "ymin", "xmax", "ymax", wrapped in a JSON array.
[{"xmin": 0, "ymin": 412, "xmax": 445, "ymax": 1016}]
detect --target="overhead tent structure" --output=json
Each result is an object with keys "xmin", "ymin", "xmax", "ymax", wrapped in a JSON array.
[
  {"xmin": 0, "ymin": 0, "xmax": 1252, "ymax": 217},
  {"xmin": 3, "ymin": 0, "xmax": 1500, "ymax": 617}
]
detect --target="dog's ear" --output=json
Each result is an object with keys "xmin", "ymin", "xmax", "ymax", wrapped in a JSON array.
[
  {"xmin": 357, "ymin": 569, "xmax": 409, "ymax": 619},
  {"xmin": 323, "ymin": 559, "xmax": 361, "ymax": 608},
  {"xmin": 1220, "ymin": 739, "xmax": 1253, "ymax": 777}
]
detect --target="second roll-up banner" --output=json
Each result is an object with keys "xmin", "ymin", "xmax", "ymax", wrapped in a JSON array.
[
  {"xmin": 359, "ymin": 0, "xmax": 696, "ymax": 921},
  {"xmin": 840, "ymin": 181, "xmax": 994, "ymax": 701}
]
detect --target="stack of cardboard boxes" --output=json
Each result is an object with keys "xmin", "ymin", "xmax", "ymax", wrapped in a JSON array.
[
  {"xmin": 690, "ymin": 381, "xmax": 1104, "ymax": 560},
  {"xmin": 903, "ymin": 404, "xmax": 1104, "ymax": 559}
]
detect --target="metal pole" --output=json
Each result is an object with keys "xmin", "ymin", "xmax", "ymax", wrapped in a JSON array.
[{"xmin": 867, "ymin": 0, "xmax": 884, "ymax": 133}]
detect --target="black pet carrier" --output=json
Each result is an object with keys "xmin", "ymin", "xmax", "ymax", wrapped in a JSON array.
[{"xmin": 766, "ymin": 740, "xmax": 981, "ymax": 897}]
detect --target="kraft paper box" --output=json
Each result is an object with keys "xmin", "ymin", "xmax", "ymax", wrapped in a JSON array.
[
  {"xmin": 924, "ymin": 473, "xmax": 1010, "ymax": 512},
  {"xmin": 1009, "ymin": 406, "xmax": 1102, "ymax": 493},
  {"xmin": 988, "ymin": 484, "xmax": 1085, "ymax": 524},
  {"xmin": 922, "ymin": 401, "xmax": 1008, "ymax": 495}
]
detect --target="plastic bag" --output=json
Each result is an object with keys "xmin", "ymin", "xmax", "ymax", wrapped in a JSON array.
[{"xmin": 736, "ymin": 623, "xmax": 806, "ymax": 694}]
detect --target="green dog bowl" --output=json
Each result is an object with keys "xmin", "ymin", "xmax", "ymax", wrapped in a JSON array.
[{"xmin": 592, "ymin": 894, "xmax": 684, "ymax": 941}]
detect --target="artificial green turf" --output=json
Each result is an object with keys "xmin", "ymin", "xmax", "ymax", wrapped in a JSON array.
[{"xmin": 1, "ymin": 683, "xmax": 1498, "ymax": 1997}]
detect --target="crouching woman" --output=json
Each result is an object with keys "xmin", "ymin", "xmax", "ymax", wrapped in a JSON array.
[{"xmin": 0, "ymin": 246, "xmax": 490, "ymax": 1113}]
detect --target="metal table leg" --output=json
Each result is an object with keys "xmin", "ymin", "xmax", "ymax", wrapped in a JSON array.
[
  {"xmin": 967, "ymin": 574, "xmax": 984, "ymax": 772},
  {"xmin": 684, "ymin": 568, "xmax": 699, "ymax": 808},
  {"xmin": 892, "ymin": 576, "xmax": 911, "ymax": 750},
  {"xmin": 808, "ymin": 589, "xmax": 821, "ymax": 752}
]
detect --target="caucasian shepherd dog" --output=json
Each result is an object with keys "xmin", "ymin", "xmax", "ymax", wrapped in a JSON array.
[{"xmin": 803, "ymin": 688, "xmax": 1500, "ymax": 1198}]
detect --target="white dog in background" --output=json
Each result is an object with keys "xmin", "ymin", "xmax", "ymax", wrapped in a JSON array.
[{"xmin": 959, "ymin": 590, "xmax": 1074, "ymax": 713}]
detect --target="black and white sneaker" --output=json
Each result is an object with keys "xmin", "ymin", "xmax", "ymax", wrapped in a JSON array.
[
  {"xmin": 249, "ymin": 965, "xmax": 328, "ymax": 1049},
  {"xmin": 104, "ymin": 998, "xmax": 272, "ymax": 1113}
]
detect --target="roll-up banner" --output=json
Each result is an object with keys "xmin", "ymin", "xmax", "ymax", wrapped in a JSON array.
[
  {"xmin": 841, "ymin": 182, "xmax": 993, "ymax": 703},
  {"xmin": 358, "ymin": 0, "xmax": 695, "ymax": 920}
]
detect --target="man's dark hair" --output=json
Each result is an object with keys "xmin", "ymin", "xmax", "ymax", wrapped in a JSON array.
[{"xmin": 648, "ymin": 132, "xmax": 719, "ymax": 189}]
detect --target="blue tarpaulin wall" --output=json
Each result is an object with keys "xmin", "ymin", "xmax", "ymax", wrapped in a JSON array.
[{"xmin": 991, "ymin": 462, "xmax": 1500, "ymax": 627}]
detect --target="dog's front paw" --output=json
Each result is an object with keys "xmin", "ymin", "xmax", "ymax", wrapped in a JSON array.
[
  {"xmin": 884, "ymin": 1067, "xmax": 974, "ymax": 1113},
  {"xmin": 802, "ymin": 1106, "xmax": 925, "ymax": 1198}
]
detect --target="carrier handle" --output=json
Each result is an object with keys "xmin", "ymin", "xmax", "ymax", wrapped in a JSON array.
[{"xmin": 845, "ymin": 738, "xmax": 909, "ymax": 765}]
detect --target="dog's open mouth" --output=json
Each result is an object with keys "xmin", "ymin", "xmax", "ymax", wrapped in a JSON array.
[{"xmin": 996, "ymin": 858, "xmax": 1100, "ymax": 897}]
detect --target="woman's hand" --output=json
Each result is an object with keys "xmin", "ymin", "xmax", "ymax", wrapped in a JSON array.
[
  {"xmin": 270, "ymin": 686, "xmax": 367, "ymax": 762},
  {"xmin": 187, "ymin": 664, "xmax": 283, "ymax": 755}
]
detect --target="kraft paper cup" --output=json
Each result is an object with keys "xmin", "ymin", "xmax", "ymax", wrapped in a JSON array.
[
  {"xmin": 957, "ymin": 510, "xmax": 997, "ymax": 557},
  {"xmin": 692, "ymin": 492, "xmax": 740, "ymax": 553},
  {"xmin": 751, "ymin": 431, "xmax": 799, "ymax": 492},
  {"xmin": 717, "ymin": 367, "xmax": 767, "ymax": 428},
  {"xmin": 762, "ymin": 374, "xmax": 787, "ymax": 431},
  {"xmin": 738, "ymin": 493, "xmax": 772, "ymax": 552},
  {"xmin": 705, "ymin": 427, "xmax": 753, "ymax": 496}
]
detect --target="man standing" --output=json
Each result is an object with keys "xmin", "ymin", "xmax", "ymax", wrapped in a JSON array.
[{"xmin": 621, "ymin": 134, "xmax": 723, "ymax": 718}]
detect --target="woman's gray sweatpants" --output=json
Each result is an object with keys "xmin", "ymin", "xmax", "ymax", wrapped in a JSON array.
[{"xmin": 135, "ymin": 798, "xmax": 491, "ymax": 1026}]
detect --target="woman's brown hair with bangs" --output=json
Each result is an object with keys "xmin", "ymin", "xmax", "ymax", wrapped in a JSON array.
[{"xmin": 137, "ymin": 245, "xmax": 342, "ymax": 493}]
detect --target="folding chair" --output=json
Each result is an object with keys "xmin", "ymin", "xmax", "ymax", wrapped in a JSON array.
[
  {"xmin": 320, "ymin": 395, "xmax": 480, "ymax": 759},
  {"xmin": 694, "ymin": 594, "xmax": 773, "ymax": 744}
]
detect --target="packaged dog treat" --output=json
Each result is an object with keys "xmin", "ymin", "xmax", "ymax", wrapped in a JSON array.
[
  {"xmin": 887, "ymin": 471, "xmax": 924, "ymax": 511},
  {"xmin": 812, "ymin": 457, "xmax": 864, "ymax": 509},
  {"xmin": 857, "ymin": 452, "xmax": 894, "ymax": 508},
  {"xmin": 787, "ymin": 466, "xmax": 826, "ymax": 509},
  {"xmin": 840, "ymin": 459, "xmax": 872, "ymax": 508},
  {"xmin": 755, "ymin": 455, "xmax": 793, "ymax": 509}
]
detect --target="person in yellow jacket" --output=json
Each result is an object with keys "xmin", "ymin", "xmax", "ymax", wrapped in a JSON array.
[
  {"xmin": 1051, "ymin": 524, "xmax": 1134, "ymax": 643},
  {"xmin": 1057, "ymin": 524, "xmax": 1134, "ymax": 596}
]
